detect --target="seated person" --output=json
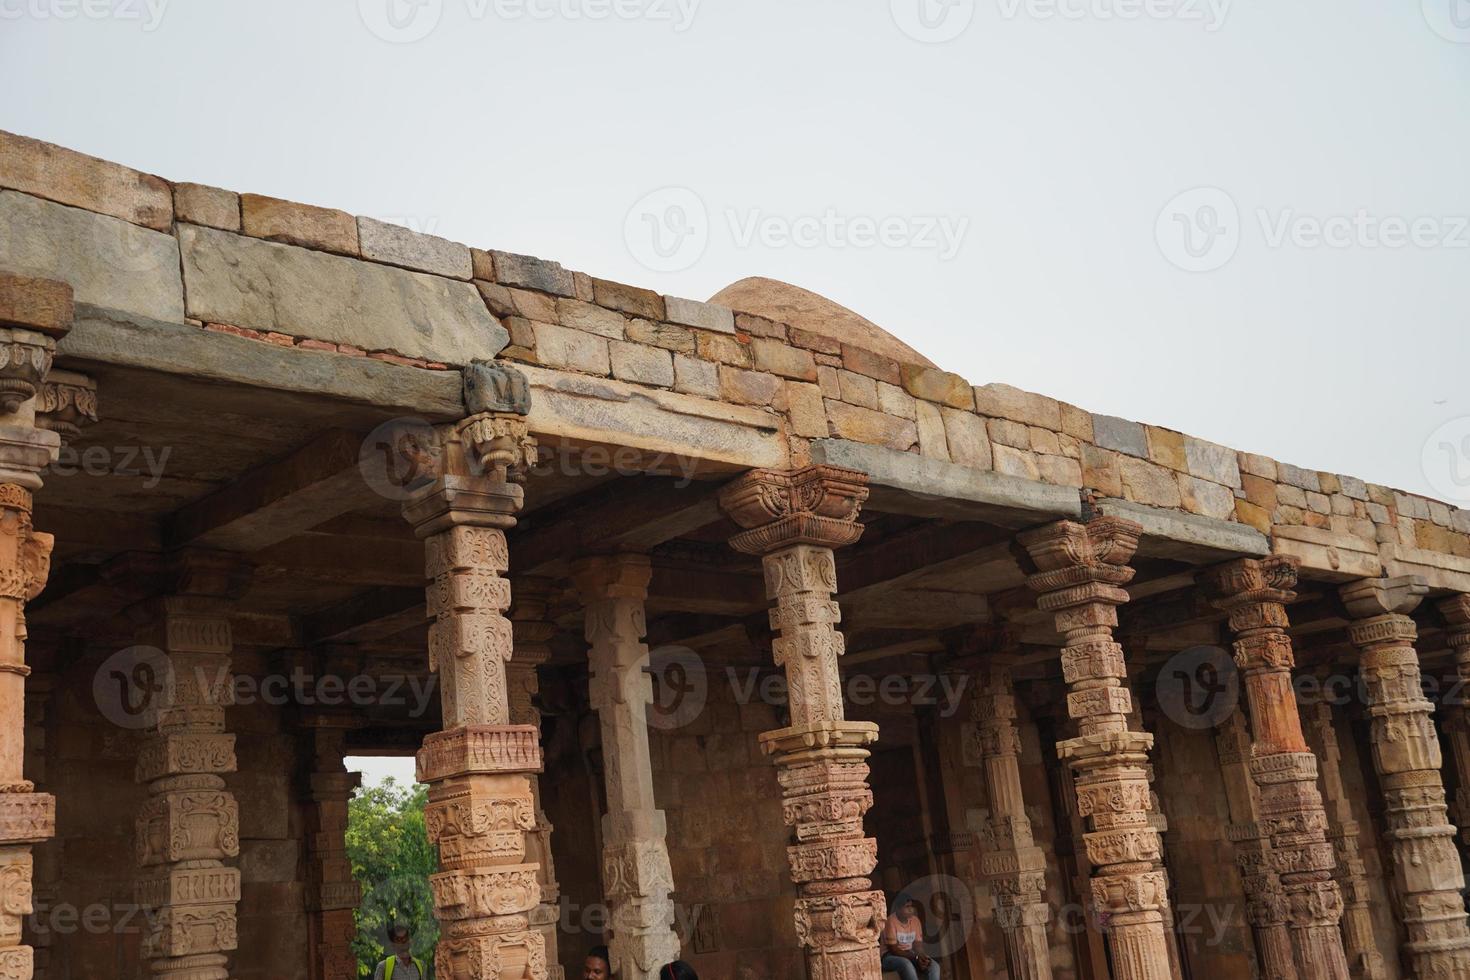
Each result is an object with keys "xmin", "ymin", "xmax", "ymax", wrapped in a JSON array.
[
  {"xmin": 659, "ymin": 962, "xmax": 699, "ymax": 980},
  {"xmin": 881, "ymin": 897, "xmax": 940, "ymax": 980},
  {"xmin": 584, "ymin": 945, "xmax": 613, "ymax": 980}
]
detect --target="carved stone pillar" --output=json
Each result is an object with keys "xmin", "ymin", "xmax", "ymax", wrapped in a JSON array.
[
  {"xmin": 404, "ymin": 394, "xmax": 547, "ymax": 980},
  {"xmin": 969, "ymin": 667, "xmax": 1053, "ymax": 980},
  {"xmin": 0, "ymin": 273, "xmax": 72, "ymax": 980},
  {"xmin": 1341, "ymin": 576, "xmax": 1470, "ymax": 977},
  {"xmin": 570, "ymin": 555, "xmax": 680, "ymax": 980},
  {"xmin": 303, "ymin": 718, "xmax": 364, "ymax": 980},
  {"xmin": 1214, "ymin": 711, "xmax": 1297, "ymax": 979},
  {"xmin": 719, "ymin": 465, "xmax": 886, "ymax": 980},
  {"xmin": 1436, "ymin": 595, "xmax": 1470, "ymax": 869},
  {"xmin": 1202, "ymin": 557, "xmax": 1350, "ymax": 978},
  {"xmin": 1016, "ymin": 517, "xmax": 1171, "ymax": 980},
  {"xmin": 124, "ymin": 553, "xmax": 250, "ymax": 980},
  {"xmin": 1302, "ymin": 695, "xmax": 1387, "ymax": 979},
  {"xmin": 509, "ymin": 578, "xmax": 564, "ymax": 980}
]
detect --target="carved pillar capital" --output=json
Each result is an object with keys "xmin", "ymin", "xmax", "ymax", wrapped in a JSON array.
[
  {"xmin": 718, "ymin": 464, "xmax": 868, "ymax": 554},
  {"xmin": 33, "ymin": 369, "xmax": 97, "ymax": 440},
  {"xmin": 570, "ymin": 553, "xmax": 653, "ymax": 603},
  {"xmin": 1339, "ymin": 575, "xmax": 1428, "ymax": 620}
]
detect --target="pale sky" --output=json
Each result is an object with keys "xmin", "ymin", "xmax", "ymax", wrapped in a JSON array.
[
  {"xmin": 348, "ymin": 755, "xmax": 419, "ymax": 789},
  {"xmin": 4, "ymin": 0, "xmax": 1468, "ymax": 502}
]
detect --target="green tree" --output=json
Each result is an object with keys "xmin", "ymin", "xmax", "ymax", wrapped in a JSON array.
[{"xmin": 347, "ymin": 777, "xmax": 439, "ymax": 976}]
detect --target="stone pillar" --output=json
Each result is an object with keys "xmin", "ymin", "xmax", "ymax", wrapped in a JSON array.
[
  {"xmin": 508, "ymin": 578, "xmax": 564, "ymax": 980},
  {"xmin": 718, "ymin": 465, "xmax": 886, "ymax": 980},
  {"xmin": 1340, "ymin": 576, "xmax": 1470, "ymax": 977},
  {"xmin": 571, "ymin": 555, "xmax": 680, "ymax": 980},
  {"xmin": 303, "ymin": 719, "xmax": 364, "ymax": 980},
  {"xmin": 0, "ymin": 274, "xmax": 74, "ymax": 980},
  {"xmin": 1202, "ymin": 557, "xmax": 1350, "ymax": 978},
  {"xmin": 1436, "ymin": 595, "xmax": 1470, "ymax": 872},
  {"xmin": 969, "ymin": 667, "xmax": 1053, "ymax": 980},
  {"xmin": 127, "ymin": 553, "xmax": 250, "ymax": 980},
  {"xmin": 1016, "ymin": 516, "xmax": 1171, "ymax": 980},
  {"xmin": 1302, "ymin": 696, "xmax": 1387, "ymax": 979},
  {"xmin": 1214, "ymin": 711, "xmax": 1297, "ymax": 979},
  {"xmin": 404, "ymin": 402, "xmax": 547, "ymax": 980}
]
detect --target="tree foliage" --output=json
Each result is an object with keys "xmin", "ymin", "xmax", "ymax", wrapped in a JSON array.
[{"xmin": 347, "ymin": 777, "xmax": 439, "ymax": 976}]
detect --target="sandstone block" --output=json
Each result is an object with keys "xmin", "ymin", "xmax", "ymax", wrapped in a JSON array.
[
  {"xmin": 840, "ymin": 344, "xmax": 900, "ymax": 385},
  {"xmin": 1146, "ymin": 426, "xmax": 1187, "ymax": 471},
  {"xmin": 876, "ymin": 382, "xmax": 917, "ymax": 420},
  {"xmin": 555, "ymin": 298, "xmax": 626, "ymax": 340},
  {"xmin": 1276, "ymin": 462, "xmax": 1321, "ymax": 492},
  {"xmin": 1184, "ymin": 436, "xmax": 1241, "ymax": 488},
  {"xmin": 1093, "ymin": 415, "xmax": 1148, "ymax": 458},
  {"xmin": 665, "ymin": 296, "xmax": 734, "ymax": 334},
  {"xmin": 490, "ymin": 250, "xmax": 576, "ymax": 297},
  {"xmin": 0, "ymin": 273, "xmax": 72, "ymax": 335},
  {"xmin": 357, "ymin": 217, "xmax": 471, "ymax": 279},
  {"xmin": 1239, "ymin": 452, "xmax": 1277, "ymax": 479},
  {"xmin": 1059, "ymin": 402, "xmax": 1094, "ymax": 441},
  {"xmin": 825, "ymin": 399, "xmax": 917, "ymax": 450},
  {"xmin": 721, "ymin": 366, "xmax": 782, "ymax": 407},
  {"xmin": 500, "ymin": 286, "xmax": 557, "ymax": 323},
  {"xmin": 674, "ymin": 354, "xmax": 718, "ymax": 398},
  {"xmin": 533, "ymin": 322, "xmax": 610, "ymax": 375},
  {"xmin": 610, "ymin": 340, "xmax": 674, "ymax": 387},
  {"xmin": 972, "ymin": 382, "xmax": 1062, "ymax": 429},
  {"xmin": 942, "ymin": 407, "xmax": 991, "ymax": 468},
  {"xmin": 180, "ymin": 225, "xmax": 505, "ymax": 362},
  {"xmin": 1240, "ymin": 473, "xmax": 1277, "ymax": 511},
  {"xmin": 1179, "ymin": 475, "xmax": 1236, "ymax": 519},
  {"xmin": 174, "ymin": 183, "xmax": 239, "ymax": 231},
  {"xmin": 817, "ymin": 365, "xmax": 841, "ymax": 399},
  {"xmin": 916, "ymin": 400, "xmax": 948, "ymax": 460},
  {"xmin": 901, "ymin": 365, "xmax": 973, "ymax": 409},
  {"xmin": 696, "ymin": 331, "xmax": 752, "ymax": 368},
  {"xmin": 837, "ymin": 370, "xmax": 878, "ymax": 410},
  {"xmin": 1081, "ymin": 445, "xmax": 1121, "ymax": 497},
  {"xmin": 593, "ymin": 277, "xmax": 665, "ymax": 319},
  {"xmin": 784, "ymin": 382, "xmax": 828, "ymax": 438},
  {"xmin": 241, "ymin": 194, "xmax": 358, "ymax": 255},
  {"xmin": 1029, "ymin": 426, "xmax": 1061, "ymax": 455},
  {"xmin": 626, "ymin": 318, "xmax": 696, "ymax": 353},
  {"xmin": 0, "ymin": 130, "xmax": 172, "ymax": 230},
  {"xmin": 993, "ymin": 443, "xmax": 1040, "ymax": 480},
  {"xmin": 0, "ymin": 191, "xmax": 184, "ymax": 322},
  {"xmin": 987, "ymin": 417, "xmax": 1029, "ymax": 449},
  {"xmin": 735, "ymin": 312, "xmax": 785, "ymax": 338},
  {"xmin": 1305, "ymin": 491, "xmax": 1331, "ymax": 515},
  {"xmin": 1038, "ymin": 454, "xmax": 1083, "ymax": 488},
  {"xmin": 501, "ymin": 316, "xmax": 537, "ymax": 352},
  {"xmin": 788, "ymin": 326, "xmax": 841, "ymax": 355},
  {"xmin": 751, "ymin": 339, "xmax": 816, "ymax": 381},
  {"xmin": 1119, "ymin": 456, "xmax": 1181, "ymax": 508},
  {"xmin": 1235, "ymin": 499, "xmax": 1272, "ymax": 534},
  {"xmin": 1277, "ymin": 484, "xmax": 1307, "ymax": 508},
  {"xmin": 1339, "ymin": 475, "xmax": 1368, "ymax": 500}
]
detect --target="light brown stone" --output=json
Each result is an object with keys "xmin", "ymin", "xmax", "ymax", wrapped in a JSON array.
[
  {"xmin": 0, "ymin": 273, "xmax": 72, "ymax": 335},
  {"xmin": 942, "ymin": 408, "xmax": 991, "ymax": 468},
  {"xmin": 593, "ymin": 278, "xmax": 665, "ymax": 319},
  {"xmin": 532, "ymin": 322, "xmax": 610, "ymax": 375},
  {"xmin": 751, "ymin": 338, "xmax": 817, "ymax": 381},
  {"xmin": 0, "ymin": 130, "xmax": 172, "ymax": 230},
  {"xmin": 1119, "ymin": 456, "xmax": 1182, "ymax": 507},
  {"xmin": 721, "ymin": 366, "xmax": 783, "ymax": 407},
  {"xmin": 357, "ymin": 216, "xmax": 471, "ymax": 279},
  {"xmin": 825, "ymin": 399, "xmax": 917, "ymax": 450},
  {"xmin": 696, "ymin": 331, "xmax": 752, "ymax": 368},
  {"xmin": 916, "ymin": 401, "xmax": 949, "ymax": 460},
  {"xmin": 240, "ymin": 194, "xmax": 359, "ymax": 255},
  {"xmin": 1146, "ymin": 426, "xmax": 1187, "ymax": 472},
  {"xmin": 626, "ymin": 319, "xmax": 696, "ymax": 354},
  {"xmin": 1037, "ymin": 454, "xmax": 1082, "ymax": 487},
  {"xmin": 554, "ymin": 297, "xmax": 626, "ymax": 340},
  {"xmin": 992, "ymin": 443, "xmax": 1040, "ymax": 480},
  {"xmin": 610, "ymin": 340, "xmax": 674, "ymax": 387},
  {"xmin": 1081, "ymin": 444, "xmax": 1123, "ymax": 497},
  {"xmin": 665, "ymin": 296, "xmax": 734, "ymax": 334},
  {"xmin": 673, "ymin": 353, "xmax": 718, "ymax": 398},
  {"xmin": 900, "ymin": 365, "xmax": 973, "ymax": 409},
  {"xmin": 876, "ymin": 382, "xmax": 917, "ymax": 420},
  {"xmin": 174, "ymin": 183, "xmax": 240, "ymax": 231},
  {"xmin": 840, "ymin": 344, "xmax": 900, "ymax": 385},
  {"xmin": 784, "ymin": 382, "xmax": 828, "ymax": 438},
  {"xmin": 972, "ymin": 383, "xmax": 1062, "ymax": 429},
  {"xmin": 837, "ymin": 370, "xmax": 879, "ymax": 410}
]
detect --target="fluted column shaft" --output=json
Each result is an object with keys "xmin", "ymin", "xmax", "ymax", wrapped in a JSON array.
[
  {"xmin": 571, "ymin": 555, "xmax": 679, "ymax": 980},
  {"xmin": 720, "ymin": 466, "xmax": 885, "ymax": 980},
  {"xmin": 971, "ymin": 668, "xmax": 1053, "ymax": 980},
  {"xmin": 404, "ymin": 413, "xmax": 548, "ymax": 980},
  {"xmin": 1203, "ymin": 557, "xmax": 1350, "ymax": 979},
  {"xmin": 1017, "ymin": 516, "xmax": 1172, "ymax": 980},
  {"xmin": 1342, "ymin": 577, "xmax": 1470, "ymax": 978}
]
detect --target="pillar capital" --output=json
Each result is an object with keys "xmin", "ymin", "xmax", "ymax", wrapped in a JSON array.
[
  {"xmin": 1200, "ymin": 554, "xmax": 1299, "ymax": 608},
  {"xmin": 570, "ymin": 553, "xmax": 652, "ymax": 602},
  {"xmin": 1339, "ymin": 575, "xmax": 1428, "ymax": 619},
  {"xmin": 718, "ymin": 465, "xmax": 868, "ymax": 554},
  {"xmin": 1017, "ymin": 515, "xmax": 1140, "ymax": 585},
  {"xmin": 33, "ymin": 369, "xmax": 97, "ymax": 440}
]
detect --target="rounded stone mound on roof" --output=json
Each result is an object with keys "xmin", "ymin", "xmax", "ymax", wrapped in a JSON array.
[{"xmin": 709, "ymin": 277, "xmax": 936, "ymax": 368}]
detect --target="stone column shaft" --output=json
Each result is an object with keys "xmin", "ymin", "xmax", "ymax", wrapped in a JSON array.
[
  {"xmin": 970, "ymin": 667, "xmax": 1053, "ymax": 980},
  {"xmin": 572, "ymin": 555, "xmax": 679, "ymax": 980},
  {"xmin": 303, "ymin": 721, "xmax": 363, "ymax": 980},
  {"xmin": 720, "ymin": 466, "xmax": 885, "ymax": 980},
  {"xmin": 1203, "ymin": 557, "xmax": 1350, "ymax": 979},
  {"xmin": 1017, "ymin": 516, "xmax": 1172, "ymax": 980},
  {"xmin": 1436, "ymin": 595, "xmax": 1470, "ymax": 869},
  {"xmin": 1342, "ymin": 577, "xmax": 1470, "ymax": 977},
  {"xmin": 405, "ymin": 410, "xmax": 548, "ymax": 980}
]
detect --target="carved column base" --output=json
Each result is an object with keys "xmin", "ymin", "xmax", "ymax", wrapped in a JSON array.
[{"xmin": 995, "ymin": 897, "xmax": 1053, "ymax": 980}]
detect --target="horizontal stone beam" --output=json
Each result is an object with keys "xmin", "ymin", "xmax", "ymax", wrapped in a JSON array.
[
  {"xmin": 1098, "ymin": 498, "xmax": 1269, "ymax": 561},
  {"xmin": 1271, "ymin": 524, "xmax": 1382, "ymax": 582}
]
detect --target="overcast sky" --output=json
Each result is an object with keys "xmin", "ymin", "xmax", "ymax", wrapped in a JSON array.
[{"xmin": 4, "ymin": 0, "xmax": 1468, "ymax": 503}]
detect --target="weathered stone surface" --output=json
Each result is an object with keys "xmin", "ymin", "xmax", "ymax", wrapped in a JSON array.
[
  {"xmin": 0, "ymin": 273, "xmax": 72, "ymax": 335},
  {"xmin": 0, "ymin": 130, "xmax": 172, "ymax": 230},
  {"xmin": 987, "ymin": 418, "xmax": 1029, "ymax": 449},
  {"xmin": 751, "ymin": 338, "xmax": 817, "ymax": 381},
  {"xmin": 993, "ymin": 443, "xmax": 1040, "ymax": 480},
  {"xmin": 609, "ymin": 340, "xmax": 674, "ymax": 387},
  {"xmin": 1184, "ymin": 436, "xmax": 1242, "ymax": 489},
  {"xmin": 876, "ymin": 382, "xmax": 916, "ymax": 420},
  {"xmin": 1277, "ymin": 462, "xmax": 1321, "ymax": 491},
  {"xmin": 696, "ymin": 331, "xmax": 752, "ymax": 368},
  {"xmin": 916, "ymin": 401, "xmax": 949, "ymax": 460},
  {"xmin": 357, "ymin": 217, "xmax": 471, "ymax": 279},
  {"xmin": 490, "ymin": 251, "xmax": 575, "ymax": 297},
  {"xmin": 240, "ymin": 194, "xmax": 358, "ymax": 255},
  {"xmin": 1059, "ymin": 402, "xmax": 1094, "ymax": 441},
  {"xmin": 1081, "ymin": 444, "xmax": 1123, "ymax": 497},
  {"xmin": 1119, "ymin": 455, "xmax": 1182, "ymax": 507},
  {"xmin": 721, "ymin": 366, "xmax": 782, "ymax": 407},
  {"xmin": 673, "ymin": 353, "xmax": 718, "ymax": 399},
  {"xmin": 0, "ymin": 191, "xmax": 184, "ymax": 323},
  {"xmin": 593, "ymin": 277, "xmax": 665, "ymax": 319},
  {"xmin": 838, "ymin": 370, "xmax": 879, "ymax": 409},
  {"xmin": 825, "ymin": 399, "xmax": 917, "ymax": 450},
  {"xmin": 626, "ymin": 318, "xmax": 695, "ymax": 353},
  {"xmin": 841, "ymin": 344, "xmax": 900, "ymax": 385},
  {"xmin": 1094, "ymin": 414, "xmax": 1149, "ymax": 458},
  {"xmin": 1103, "ymin": 499, "xmax": 1269, "ymax": 559},
  {"xmin": 174, "ymin": 183, "xmax": 240, "ymax": 231},
  {"xmin": 901, "ymin": 365, "xmax": 973, "ymax": 409},
  {"xmin": 973, "ymin": 383, "xmax": 1062, "ymax": 429},
  {"xmin": 1038, "ymin": 453, "xmax": 1082, "ymax": 487},
  {"xmin": 665, "ymin": 296, "xmax": 734, "ymax": 334},
  {"xmin": 1146, "ymin": 426, "xmax": 1187, "ymax": 471},
  {"xmin": 784, "ymin": 381, "xmax": 828, "ymax": 438},
  {"xmin": 464, "ymin": 362, "xmax": 530, "ymax": 416},
  {"xmin": 555, "ymin": 297, "xmax": 626, "ymax": 340},
  {"xmin": 1179, "ymin": 474, "xmax": 1235, "ymax": 519},
  {"xmin": 941, "ymin": 408, "xmax": 991, "ymax": 468},
  {"xmin": 179, "ymin": 225, "xmax": 506, "ymax": 362},
  {"xmin": 532, "ymin": 322, "xmax": 610, "ymax": 375}
]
